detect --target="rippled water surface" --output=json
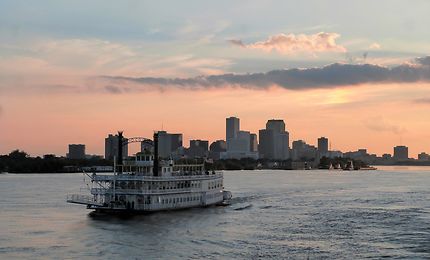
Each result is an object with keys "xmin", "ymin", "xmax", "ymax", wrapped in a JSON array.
[{"xmin": 1, "ymin": 167, "xmax": 430, "ymax": 259}]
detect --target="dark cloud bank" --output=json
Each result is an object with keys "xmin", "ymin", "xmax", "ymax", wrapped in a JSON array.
[
  {"xmin": 414, "ymin": 98, "xmax": 430, "ymax": 104},
  {"xmin": 102, "ymin": 56, "xmax": 430, "ymax": 92}
]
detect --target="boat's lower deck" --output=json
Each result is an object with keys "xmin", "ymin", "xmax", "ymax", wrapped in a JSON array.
[
  {"xmin": 88, "ymin": 199, "xmax": 226, "ymax": 214},
  {"xmin": 101, "ymin": 189, "xmax": 223, "ymax": 211}
]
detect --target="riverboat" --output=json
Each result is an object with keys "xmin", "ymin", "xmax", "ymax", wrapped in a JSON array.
[{"xmin": 67, "ymin": 132, "xmax": 232, "ymax": 213}]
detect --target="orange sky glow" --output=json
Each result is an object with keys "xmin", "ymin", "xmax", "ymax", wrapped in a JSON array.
[{"xmin": 1, "ymin": 83, "xmax": 429, "ymax": 158}]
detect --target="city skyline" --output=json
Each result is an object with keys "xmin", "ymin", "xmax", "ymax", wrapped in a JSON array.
[
  {"xmin": 1, "ymin": 115, "xmax": 427, "ymax": 160},
  {"xmin": 1, "ymin": 1, "xmax": 430, "ymax": 157}
]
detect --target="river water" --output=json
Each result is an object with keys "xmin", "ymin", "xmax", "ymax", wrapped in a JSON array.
[{"xmin": 1, "ymin": 167, "xmax": 429, "ymax": 259}]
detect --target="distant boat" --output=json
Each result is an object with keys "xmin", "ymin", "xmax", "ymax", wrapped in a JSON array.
[
  {"xmin": 343, "ymin": 161, "xmax": 354, "ymax": 171},
  {"xmin": 359, "ymin": 166, "xmax": 378, "ymax": 171},
  {"xmin": 329, "ymin": 163, "xmax": 342, "ymax": 170}
]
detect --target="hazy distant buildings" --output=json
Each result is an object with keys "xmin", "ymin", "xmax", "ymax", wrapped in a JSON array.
[
  {"xmin": 229, "ymin": 131, "xmax": 251, "ymax": 152},
  {"xmin": 342, "ymin": 149, "xmax": 378, "ymax": 164},
  {"xmin": 226, "ymin": 117, "xmax": 240, "ymax": 150},
  {"xmin": 292, "ymin": 140, "xmax": 316, "ymax": 161},
  {"xmin": 418, "ymin": 152, "xmax": 430, "ymax": 161},
  {"xmin": 209, "ymin": 140, "xmax": 227, "ymax": 160},
  {"xmin": 221, "ymin": 117, "xmax": 258, "ymax": 159},
  {"xmin": 157, "ymin": 131, "xmax": 183, "ymax": 158},
  {"xmin": 68, "ymin": 144, "xmax": 85, "ymax": 159},
  {"xmin": 259, "ymin": 129, "xmax": 274, "ymax": 159},
  {"xmin": 187, "ymin": 139, "xmax": 209, "ymax": 158},
  {"xmin": 250, "ymin": 133, "xmax": 258, "ymax": 152},
  {"xmin": 326, "ymin": 150, "xmax": 343, "ymax": 158},
  {"xmin": 382, "ymin": 153, "xmax": 392, "ymax": 160},
  {"xmin": 317, "ymin": 137, "xmax": 329, "ymax": 157},
  {"xmin": 105, "ymin": 134, "xmax": 128, "ymax": 160},
  {"xmin": 258, "ymin": 119, "xmax": 290, "ymax": 160},
  {"xmin": 343, "ymin": 149, "xmax": 368, "ymax": 160},
  {"xmin": 393, "ymin": 146, "xmax": 408, "ymax": 161}
]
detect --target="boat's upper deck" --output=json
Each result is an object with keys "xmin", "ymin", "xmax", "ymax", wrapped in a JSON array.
[{"xmin": 92, "ymin": 172, "xmax": 223, "ymax": 182}]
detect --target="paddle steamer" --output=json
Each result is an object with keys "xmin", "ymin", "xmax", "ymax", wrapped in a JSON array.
[{"xmin": 67, "ymin": 132, "xmax": 231, "ymax": 213}]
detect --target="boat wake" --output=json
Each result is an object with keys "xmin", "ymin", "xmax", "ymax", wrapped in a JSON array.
[{"xmin": 232, "ymin": 203, "xmax": 252, "ymax": 211}]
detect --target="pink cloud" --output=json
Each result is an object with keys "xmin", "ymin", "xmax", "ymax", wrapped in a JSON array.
[
  {"xmin": 230, "ymin": 32, "xmax": 347, "ymax": 54},
  {"xmin": 369, "ymin": 42, "xmax": 381, "ymax": 50}
]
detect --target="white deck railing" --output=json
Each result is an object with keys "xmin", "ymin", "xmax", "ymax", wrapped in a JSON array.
[
  {"xmin": 90, "ymin": 187, "xmax": 204, "ymax": 195},
  {"xmin": 66, "ymin": 194, "xmax": 102, "ymax": 206},
  {"xmin": 92, "ymin": 173, "xmax": 223, "ymax": 182}
]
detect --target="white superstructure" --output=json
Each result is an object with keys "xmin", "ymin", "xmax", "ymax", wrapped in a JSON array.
[{"xmin": 67, "ymin": 132, "xmax": 231, "ymax": 213}]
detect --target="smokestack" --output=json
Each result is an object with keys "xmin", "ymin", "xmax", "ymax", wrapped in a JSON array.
[
  {"xmin": 153, "ymin": 132, "xmax": 159, "ymax": 176},
  {"xmin": 118, "ymin": 131, "xmax": 123, "ymax": 168}
]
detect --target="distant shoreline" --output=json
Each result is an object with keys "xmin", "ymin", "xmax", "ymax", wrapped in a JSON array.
[{"xmin": 5, "ymin": 166, "xmax": 430, "ymax": 174}]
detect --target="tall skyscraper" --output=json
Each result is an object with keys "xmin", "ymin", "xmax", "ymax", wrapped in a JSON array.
[
  {"xmin": 222, "ymin": 116, "xmax": 258, "ymax": 159},
  {"xmin": 266, "ymin": 119, "xmax": 285, "ymax": 133},
  {"xmin": 228, "ymin": 131, "xmax": 250, "ymax": 152},
  {"xmin": 259, "ymin": 119, "xmax": 290, "ymax": 160},
  {"xmin": 105, "ymin": 134, "xmax": 128, "ymax": 160},
  {"xmin": 226, "ymin": 117, "xmax": 240, "ymax": 145},
  {"xmin": 157, "ymin": 131, "xmax": 183, "ymax": 158},
  {"xmin": 318, "ymin": 137, "xmax": 329, "ymax": 157},
  {"xmin": 68, "ymin": 144, "xmax": 86, "ymax": 159},
  {"xmin": 258, "ymin": 129, "xmax": 275, "ymax": 159},
  {"xmin": 393, "ymin": 146, "xmax": 408, "ymax": 161}
]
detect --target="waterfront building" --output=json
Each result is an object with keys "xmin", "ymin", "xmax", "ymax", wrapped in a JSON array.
[
  {"xmin": 418, "ymin": 152, "xmax": 430, "ymax": 161},
  {"xmin": 292, "ymin": 140, "xmax": 317, "ymax": 161},
  {"xmin": 250, "ymin": 133, "xmax": 258, "ymax": 152},
  {"xmin": 382, "ymin": 153, "xmax": 392, "ymax": 160},
  {"xmin": 222, "ymin": 117, "xmax": 258, "ymax": 159},
  {"xmin": 317, "ymin": 137, "xmax": 329, "ymax": 157},
  {"xmin": 393, "ymin": 146, "xmax": 408, "ymax": 161},
  {"xmin": 170, "ymin": 134, "xmax": 183, "ymax": 152},
  {"xmin": 327, "ymin": 150, "xmax": 343, "ymax": 158},
  {"xmin": 187, "ymin": 139, "xmax": 209, "ymax": 158},
  {"xmin": 68, "ymin": 144, "xmax": 86, "ymax": 159},
  {"xmin": 258, "ymin": 129, "xmax": 275, "ymax": 159},
  {"xmin": 229, "ymin": 131, "xmax": 250, "ymax": 152},
  {"xmin": 226, "ymin": 117, "xmax": 240, "ymax": 145},
  {"xmin": 105, "ymin": 134, "xmax": 128, "ymax": 160},
  {"xmin": 209, "ymin": 140, "xmax": 227, "ymax": 160},
  {"xmin": 157, "ymin": 131, "xmax": 183, "ymax": 159},
  {"xmin": 343, "ymin": 149, "xmax": 378, "ymax": 164},
  {"xmin": 258, "ymin": 119, "xmax": 290, "ymax": 160}
]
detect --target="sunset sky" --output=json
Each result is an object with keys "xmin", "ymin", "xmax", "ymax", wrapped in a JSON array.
[{"xmin": 1, "ymin": 0, "xmax": 430, "ymax": 157}]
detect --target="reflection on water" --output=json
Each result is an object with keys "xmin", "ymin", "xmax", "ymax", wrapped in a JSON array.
[{"xmin": 0, "ymin": 168, "xmax": 430, "ymax": 259}]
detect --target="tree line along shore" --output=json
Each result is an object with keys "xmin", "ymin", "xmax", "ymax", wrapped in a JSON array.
[
  {"xmin": 0, "ymin": 149, "xmax": 373, "ymax": 173},
  {"xmin": 2, "ymin": 149, "xmax": 429, "ymax": 174}
]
